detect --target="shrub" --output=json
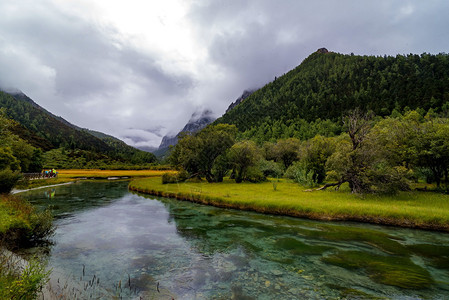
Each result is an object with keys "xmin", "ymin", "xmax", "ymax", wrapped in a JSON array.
[
  {"xmin": 259, "ymin": 160, "xmax": 284, "ymax": 178},
  {"xmin": 244, "ymin": 166, "xmax": 266, "ymax": 183},
  {"xmin": 284, "ymin": 162, "xmax": 318, "ymax": 187},
  {"xmin": 0, "ymin": 195, "xmax": 54, "ymax": 248},
  {"xmin": 0, "ymin": 168, "xmax": 21, "ymax": 194},
  {"xmin": 294, "ymin": 168, "xmax": 318, "ymax": 188},
  {"xmin": 284, "ymin": 161, "xmax": 302, "ymax": 179},
  {"xmin": 161, "ymin": 170, "xmax": 188, "ymax": 184}
]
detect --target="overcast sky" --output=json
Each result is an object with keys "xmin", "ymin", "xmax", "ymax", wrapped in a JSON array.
[{"xmin": 1, "ymin": 0, "xmax": 448, "ymax": 148}]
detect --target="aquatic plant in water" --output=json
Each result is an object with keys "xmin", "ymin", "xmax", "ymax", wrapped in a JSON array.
[{"xmin": 322, "ymin": 250, "xmax": 434, "ymax": 289}]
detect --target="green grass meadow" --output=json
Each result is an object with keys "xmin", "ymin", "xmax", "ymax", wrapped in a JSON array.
[{"xmin": 129, "ymin": 177, "xmax": 449, "ymax": 231}]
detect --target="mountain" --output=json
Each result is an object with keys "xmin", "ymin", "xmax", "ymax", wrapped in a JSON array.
[
  {"xmin": 158, "ymin": 109, "xmax": 216, "ymax": 154},
  {"xmin": 134, "ymin": 145, "xmax": 158, "ymax": 153},
  {"xmin": 215, "ymin": 49, "xmax": 449, "ymax": 142},
  {"xmin": 156, "ymin": 89, "xmax": 259, "ymax": 157},
  {"xmin": 0, "ymin": 90, "xmax": 156, "ymax": 165},
  {"xmin": 225, "ymin": 90, "xmax": 256, "ymax": 113}
]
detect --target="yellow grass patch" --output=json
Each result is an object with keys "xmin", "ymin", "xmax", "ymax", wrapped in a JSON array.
[{"xmin": 57, "ymin": 169, "xmax": 175, "ymax": 179}]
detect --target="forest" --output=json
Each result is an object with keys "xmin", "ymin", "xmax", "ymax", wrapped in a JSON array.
[
  {"xmin": 217, "ymin": 51, "xmax": 449, "ymax": 143},
  {"xmin": 170, "ymin": 51, "xmax": 449, "ymax": 194},
  {"xmin": 169, "ymin": 107, "xmax": 449, "ymax": 194}
]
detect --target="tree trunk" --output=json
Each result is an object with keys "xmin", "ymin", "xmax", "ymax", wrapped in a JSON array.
[
  {"xmin": 230, "ymin": 168, "xmax": 236, "ymax": 179},
  {"xmin": 205, "ymin": 172, "xmax": 214, "ymax": 183},
  {"xmin": 316, "ymin": 180, "xmax": 345, "ymax": 191},
  {"xmin": 235, "ymin": 167, "xmax": 243, "ymax": 183}
]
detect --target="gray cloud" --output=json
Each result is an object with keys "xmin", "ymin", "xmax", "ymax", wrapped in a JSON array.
[
  {"xmin": 0, "ymin": 0, "xmax": 197, "ymax": 147},
  {"xmin": 1, "ymin": 0, "xmax": 448, "ymax": 148},
  {"xmin": 184, "ymin": 0, "xmax": 449, "ymax": 114}
]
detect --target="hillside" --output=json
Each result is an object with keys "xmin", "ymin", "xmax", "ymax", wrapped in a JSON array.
[
  {"xmin": 215, "ymin": 49, "xmax": 449, "ymax": 141},
  {"xmin": 0, "ymin": 91, "xmax": 112, "ymax": 151},
  {"xmin": 0, "ymin": 90, "xmax": 156, "ymax": 166}
]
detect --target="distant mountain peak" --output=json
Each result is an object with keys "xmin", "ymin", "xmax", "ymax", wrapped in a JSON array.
[
  {"xmin": 158, "ymin": 108, "xmax": 216, "ymax": 150},
  {"xmin": 187, "ymin": 109, "xmax": 214, "ymax": 123},
  {"xmin": 0, "ymin": 86, "xmax": 23, "ymax": 95},
  {"xmin": 316, "ymin": 47, "xmax": 329, "ymax": 54},
  {"xmin": 225, "ymin": 90, "xmax": 256, "ymax": 113}
]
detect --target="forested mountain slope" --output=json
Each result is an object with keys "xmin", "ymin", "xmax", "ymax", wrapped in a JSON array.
[
  {"xmin": 0, "ymin": 90, "xmax": 156, "ymax": 166},
  {"xmin": 215, "ymin": 49, "xmax": 449, "ymax": 141},
  {"xmin": 0, "ymin": 91, "xmax": 111, "ymax": 152}
]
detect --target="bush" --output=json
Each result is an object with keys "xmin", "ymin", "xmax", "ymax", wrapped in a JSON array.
[
  {"xmin": 284, "ymin": 161, "xmax": 302, "ymax": 179},
  {"xmin": 244, "ymin": 166, "xmax": 266, "ymax": 183},
  {"xmin": 284, "ymin": 162, "xmax": 318, "ymax": 187},
  {"xmin": 259, "ymin": 160, "xmax": 284, "ymax": 178},
  {"xmin": 294, "ymin": 168, "xmax": 318, "ymax": 188},
  {"xmin": 211, "ymin": 154, "xmax": 229, "ymax": 182},
  {"xmin": 161, "ymin": 170, "xmax": 189, "ymax": 184},
  {"xmin": 368, "ymin": 165, "xmax": 411, "ymax": 195},
  {"xmin": 0, "ymin": 195, "xmax": 55, "ymax": 248},
  {"xmin": 0, "ymin": 168, "xmax": 21, "ymax": 194}
]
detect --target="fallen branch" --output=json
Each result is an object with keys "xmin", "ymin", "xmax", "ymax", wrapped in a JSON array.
[{"xmin": 315, "ymin": 181, "xmax": 344, "ymax": 191}]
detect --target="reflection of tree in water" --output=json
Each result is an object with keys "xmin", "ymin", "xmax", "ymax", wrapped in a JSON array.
[
  {"xmin": 45, "ymin": 188, "xmax": 56, "ymax": 199},
  {"xmin": 152, "ymin": 195, "xmax": 322, "ymax": 260}
]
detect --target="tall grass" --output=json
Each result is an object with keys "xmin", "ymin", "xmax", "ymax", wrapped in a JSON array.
[
  {"xmin": 129, "ymin": 177, "xmax": 449, "ymax": 231},
  {"xmin": 0, "ymin": 194, "xmax": 54, "ymax": 299},
  {"xmin": 0, "ymin": 249, "xmax": 50, "ymax": 299},
  {"xmin": 0, "ymin": 194, "xmax": 55, "ymax": 248}
]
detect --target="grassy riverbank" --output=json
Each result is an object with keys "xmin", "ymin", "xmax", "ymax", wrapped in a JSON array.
[
  {"xmin": 129, "ymin": 177, "xmax": 449, "ymax": 231},
  {"xmin": 0, "ymin": 194, "xmax": 54, "ymax": 248},
  {"xmin": 0, "ymin": 194, "xmax": 53, "ymax": 299}
]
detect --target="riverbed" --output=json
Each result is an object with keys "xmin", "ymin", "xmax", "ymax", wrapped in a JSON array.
[{"xmin": 20, "ymin": 180, "xmax": 449, "ymax": 299}]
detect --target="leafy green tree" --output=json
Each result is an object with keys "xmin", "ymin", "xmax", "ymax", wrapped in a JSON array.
[
  {"xmin": 408, "ymin": 116, "xmax": 449, "ymax": 187},
  {"xmin": 228, "ymin": 141, "xmax": 262, "ymax": 183},
  {"xmin": 271, "ymin": 138, "xmax": 301, "ymax": 169},
  {"xmin": 130, "ymin": 151, "xmax": 157, "ymax": 164},
  {"xmin": 169, "ymin": 124, "xmax": 237, "ymax": 182},
  {"xmin": 298, "ymin": 135, "xmax": 336, "ymax": 183},
  {"xmin": 0, "ymin": 111, "xmax": 22, "ymax": 193},
  {"xmin": 324, "ymin": 109, "xmax": 409, "ymax": 194},
  {"xmin": 370, "ymin": 113, "xmax": 416, "ymax": 169},
  {"xmin": 211, "ymin": 154, "xmax": 230, "ymax": 182},
  {"xmin": 0, "ymin": 147, "xmax": 20, "ymax": 171},
  {"xmin": 28, "ymin": 149, "xmax": 44, "ymax": 172},
  {"xmin": 42, "ymin": 148, "xmax": 69, "ymax": 169},
  {"xmin": 373, "ymin": 111, "xmax": 449, "ymax": 187},
  {"xmin": 10, "ymin": 138, "xmax": 34, "ymax": 172},
  {"xmin": 259, "ymin": 159, "xmax": 284, "ymax": 178}
]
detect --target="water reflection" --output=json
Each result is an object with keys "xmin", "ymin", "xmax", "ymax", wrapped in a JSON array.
[
  {"xmin": 44, "ymin": 188, "xmax": 56, "ymax": 199},
  {"xmin": 22, "ymin": 180, "xmax": 129, "ymax": 219},
  {"xmin": 20, "ymin": 181, "xmax": 449, "ymax": 299}
]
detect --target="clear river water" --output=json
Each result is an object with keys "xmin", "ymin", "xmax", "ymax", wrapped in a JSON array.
[{"xmin": 20, "ymin": 180, "xmax": 449, "ymax": 299}]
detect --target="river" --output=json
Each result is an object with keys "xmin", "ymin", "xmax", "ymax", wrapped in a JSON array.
[{"xmin": 20, "ymin": 180, "xmax": 449, "ymax": 299}]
